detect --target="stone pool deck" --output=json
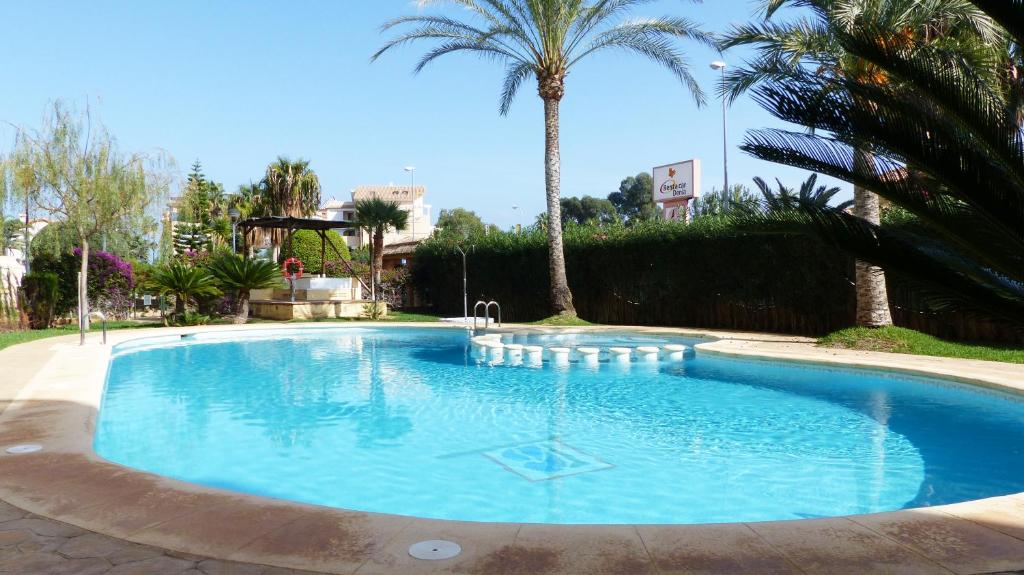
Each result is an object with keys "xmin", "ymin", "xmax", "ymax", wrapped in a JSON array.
[{"xmin": 1, "ymin": 322, "xmax": 1023, "ymax": 574}]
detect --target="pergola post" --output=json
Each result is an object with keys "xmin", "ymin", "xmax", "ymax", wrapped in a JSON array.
[{"xmin": 318, "ymin": 230, "xmax": 326, "ymax": 278}]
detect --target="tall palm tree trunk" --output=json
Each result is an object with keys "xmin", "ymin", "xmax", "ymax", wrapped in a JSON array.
[
  {"xmin": 541, "ymin": 92, "xmax": 576, "ymax": 317},
  {"xmin": 373, "ymin": 228, "xmax": 385, "ymax": 294},
  {"xmin": 852, "ymin": 148, "xmax": 893, "ymax": 328}
]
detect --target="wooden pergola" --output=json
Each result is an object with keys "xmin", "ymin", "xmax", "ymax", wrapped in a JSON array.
[{"xmin": 238, "ymin": 216, "xmax": 369, "ymax": 291}]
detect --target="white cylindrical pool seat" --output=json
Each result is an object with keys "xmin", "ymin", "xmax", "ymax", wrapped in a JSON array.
[
  {"xmin": 504, "ymin": 343, "xmax": 524, "ymax": 365},
  {"xmin": 576, "ymin": 346, "xmax": 600, "ymax": 366},
  {"xmin": 524, "ymin": 345, "xmax": 544, "ymax": 366},
  {"xmin": 636, "ymin": 346, "xmax": 660, "ymax": 361},
  {"xmin": 548, "ymin": 346, "xmax": 571, "ymax": 365},
  {"xmin": 662, "ymin": 344, "xmax": 687, "ymax": 361},
  {"xmin": 486, "ymin": 341, "xmax": 505, "ymax": 363},
  {"xmin": 471, "ymin": 334, "xmax": 500, "ymax": 347},
  {"xmin": 608, "ymin": 347, "xmax": 632, "ymax": 363}
]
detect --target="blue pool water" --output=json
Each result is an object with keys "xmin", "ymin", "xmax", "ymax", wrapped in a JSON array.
[{"xmin": 95, "ymin": 327, "xmax": 1024, "ymax": 524}]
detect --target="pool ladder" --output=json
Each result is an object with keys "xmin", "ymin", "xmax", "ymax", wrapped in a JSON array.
[{"xmin": 473, "ymin": 300, "xmax": 501, "ymax": 330}]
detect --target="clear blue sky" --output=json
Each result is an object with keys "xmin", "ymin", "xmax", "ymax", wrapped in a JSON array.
[{"xmin": 0, "ymin": 0, "xmax": 846, "ymax": 228}]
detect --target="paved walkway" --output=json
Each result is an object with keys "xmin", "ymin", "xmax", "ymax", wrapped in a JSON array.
[
  {"xmin": 0, "ymin": 500, "xmax": 323, "ymax": 575},
  {"xmin": 3, "ymin": 496, "xmax": 1024, "ymax": 575}
]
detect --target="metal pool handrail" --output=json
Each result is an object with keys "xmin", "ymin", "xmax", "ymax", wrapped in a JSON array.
[{"xmin": 473, "ymin": 300, "xmax": 502, "ymax": 330}]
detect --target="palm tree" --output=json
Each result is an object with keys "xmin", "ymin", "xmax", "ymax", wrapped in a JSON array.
[
  {"xmin": 754, "ymin": 174, "xmax": 852, "ymax": 212},
  {"xmin": 732, "ymin": 0, "xmax": 1023, "ymax": 326},
  {"xmin": 721, "ymin": 0, "xmax": 1000, "ymax": 327},
  {"xmin": 150, "ymin": 262, "xmax": 221, "ymax": 318},
  {"xmin": 374, "ymin": 0, "xmax": 710, "ymax": 317},
  {"xmin": 355, "ymin": 198, "xmax": 409, "ymax": 301},
  {"xmin": 233, "ymin": 181, "xmax": 267, "ymax": 257},
  {"xmin": 209, "ymin": 254, "xmax": 281, "ymax": 324},
  {"xmin": 260, "ymin": 157, "xmax": 321, "ymax": 261},
  {"xmin": 690, "ymin": 184, "xmax": 762, "ymax": 218}
]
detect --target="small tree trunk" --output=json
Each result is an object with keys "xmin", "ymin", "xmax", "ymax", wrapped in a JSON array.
[
  {"xmin": 174, "ymin": 293, "xmax": 185, "ymax": 316},
  {"xmin": 852, "ymin": 147, "xmax": 893, "ymax": 328},
  {"xmin": 80, "ymin": 238, "xmax": 90, "ymax": 330},
  {"xmin": 374, "ymin": 229, "xmax": 385, "ymax": 287},
  {"xmin": 235, "ymin": 290, "xmax": 250, "ymax": 324},
  {"xmin": 542, "ymin": 95, "xmax": 576, "ymax": 317}
]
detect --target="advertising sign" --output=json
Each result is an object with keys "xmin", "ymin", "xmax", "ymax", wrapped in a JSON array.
[{"xmin": 652, "ymin": 160, "xmax": 701, "ymax": 203}]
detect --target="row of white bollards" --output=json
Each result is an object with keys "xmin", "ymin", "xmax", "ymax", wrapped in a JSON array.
[{"xmin": 470, "ymin": 334, "xmax": 689, "ymax": 367}]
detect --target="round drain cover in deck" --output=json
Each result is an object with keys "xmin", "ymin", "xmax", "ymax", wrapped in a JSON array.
[
  {"xmin": 409, "ymin": 540, "xmax": 461, "ymax": 560},
  {"xmin": 5, "ymin": 444, "xmax": 42, "ymax": 454}
]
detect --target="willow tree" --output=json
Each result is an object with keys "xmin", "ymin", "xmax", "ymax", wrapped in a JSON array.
[
  {"xmin": 260, "ymin": 157, "xmax": 321, "ymax": 262},
  {"xmin": 721, "ymin": 0, "xmax": 1001, "ymax": 327},
  {"xmin": 374, "ymin": 0, "xmax": 709, "ymax": 317},
  {"xmin": 12, "ymin": 102, "xmax": 171, "ymax": 331}
]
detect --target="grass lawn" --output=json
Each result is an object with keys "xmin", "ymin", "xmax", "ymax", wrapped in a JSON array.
[
  {"xmin": 0, "ymin": 321, "xmax": 163, "ymax": 351},
  {"xmin": 820, "ymin": 326, "xmax": 1024, "ymax": 364},
  {"xmin": 529, "ymin": 314, "xmax": 595, "ymax": 327}
]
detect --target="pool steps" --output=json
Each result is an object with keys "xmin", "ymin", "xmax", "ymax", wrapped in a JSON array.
[{"xmin": 470, "ymin": 333, "xmax": 692, "ymax": 366}]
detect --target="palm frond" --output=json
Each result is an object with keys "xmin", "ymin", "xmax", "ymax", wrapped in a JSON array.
[
  {"xmin": 500, "ymin": 61, "xmax": 536, "ymax": 115},
  {"xmin": 572, "ymin": 17, "xmax": 711, "ymax": 105},
  {"xmin": 375, "ymin": 0, "xmax": 708, "ymax": 111},
  {"xmin": 741, "ymin": 128, "xmax": 1024, "ymax": 278}
]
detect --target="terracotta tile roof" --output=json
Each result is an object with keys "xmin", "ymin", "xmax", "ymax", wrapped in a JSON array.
[
  {"xmin": 352, "ymin": 185, "xmax": 426, "ymax": 202},
  {"xmin": 381, "ymin": 240, "xmax": 422, "ymax": 257}
]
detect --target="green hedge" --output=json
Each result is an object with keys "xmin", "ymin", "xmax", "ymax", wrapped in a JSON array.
[
  {"xmin": 414, "ymin": 218, "xmax": 857, "ymax": 335},
  {"xmin": 414, "ymin": 219, "xmax": 1023, "ymax": 342},
  {"xmin": 285, "ymin": 230, "xmax": 350, "ymax": 274}
]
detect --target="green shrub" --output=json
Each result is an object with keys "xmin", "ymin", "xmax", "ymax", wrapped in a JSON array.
[
  {"xmin": 20, "ymin": 272, "xmax": 60, "ymax": 329},
  {"xmin": 174, "ymin": 311, "xmax": 211, "ymax": 326},
  {"xmin": 29, "ymin": 249, "xmax": 135, "ymax": 319},
  {"xmin": 284, "ymin": 230, "xmax": 350, "ymax": 275}
]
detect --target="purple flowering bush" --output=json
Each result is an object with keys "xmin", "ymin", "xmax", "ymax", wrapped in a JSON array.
[
  {"xmin": 179, "ymin": 249, "xmax": 212, "ymax": 268},
  {"xmin": 74, "ymin": 248, "xmax": 135, "ymax": 320}
]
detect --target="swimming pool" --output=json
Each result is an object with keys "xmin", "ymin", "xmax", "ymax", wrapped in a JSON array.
[{"xmin": 95, "ymin": 326, "xmax": 1024, "ymax": 524}]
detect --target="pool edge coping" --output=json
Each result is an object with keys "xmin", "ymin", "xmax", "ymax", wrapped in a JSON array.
[{"xmin": 0, "ymin": 321, "xmax": 1023, "ymax": 575}]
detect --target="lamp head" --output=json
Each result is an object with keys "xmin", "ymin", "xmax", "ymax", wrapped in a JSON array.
[
  {"xmin": 710, "ymin": 60, "xmax": 727, "ymax": 71},
  {"xmin": 404, "ymin": 166, "xmax": 416, "ymax": 172}
]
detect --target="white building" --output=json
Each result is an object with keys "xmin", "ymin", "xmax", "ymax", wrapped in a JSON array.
[
  {"xmin": 319, "ymin": 185, "xmax": 435, "ymax": 249},
  {"xmin": 1, "ymin": 219, "xmax": 50, "ymax": 315},
  {"xmin": 2, "ymin": 219, "xmax": 50, "ymax": 265}
]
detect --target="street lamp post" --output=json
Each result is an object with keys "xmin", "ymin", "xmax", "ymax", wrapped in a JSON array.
[
  {"xmin": 229, "ymin": 207, "xmax": 241, "ymax": 253},
  {"xmin": 404, "ymin": 166, "xmax": 416, "ymax": 241},
  {"xmin": 710, "ymin": 60, "xmax": 729, "ymax": 193},
  {"xmin": 512, "ymin": 205, "xmax": 519, "ymax": 234}
]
